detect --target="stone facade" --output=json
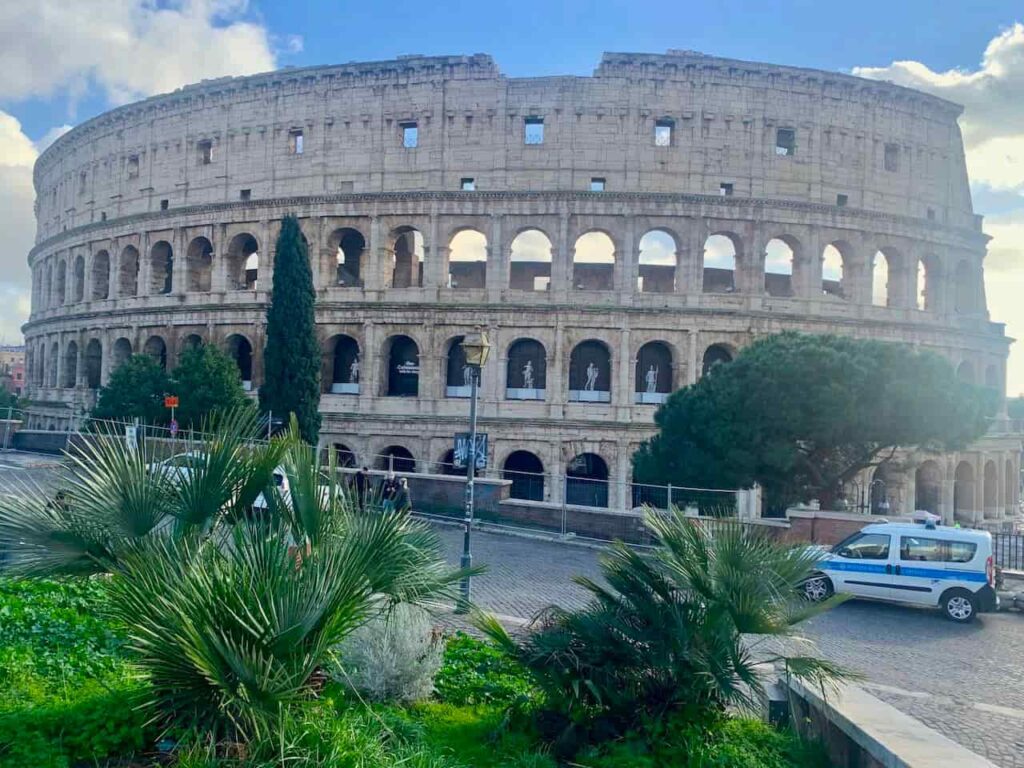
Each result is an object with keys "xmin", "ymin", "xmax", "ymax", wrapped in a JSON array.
[{"xmin": 20, "ymin": 51, "xmax": 1021, "ymax": 525}]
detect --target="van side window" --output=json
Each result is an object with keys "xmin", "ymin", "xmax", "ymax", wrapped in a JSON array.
[
  {"xmin": 900, "ymin": 536, "xmax": 977, "ymax": 563},
  {"xmin": 837, "ymin": 533, "xmax": 890, "ymax": 560}
]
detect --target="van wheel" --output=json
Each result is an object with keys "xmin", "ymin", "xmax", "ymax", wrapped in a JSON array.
[
  {"xmin": 942, "ymin": 589, "xmax": 977, "ymax": 623},
  {"xmin": 803, "ymin": 574, "xmax": 833, "ymax": 603}
]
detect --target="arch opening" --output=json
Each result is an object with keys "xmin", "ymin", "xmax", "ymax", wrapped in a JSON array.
[
  {"xmin": 916, "ymin": 260, "xmax": 927, "ymax": 311},
  {"xmin": 63, "ymin": 341, "xmax": 78, "ymax": 388},
  {"xmin": 509, "ymin": 229, "xmax": 552, "ymax": 291},
  {"xmin": 378, "ymin": 445, "xmax": 415, "ymax": 473},
  {"xmin": 333, "ymin": 228, "xmax": 365, "ymax": 287},
  {"xmin": 328, "ymin": 335, "xmax": 360, "ymax": 394},
  {"xmin": 448, "ymin": 229, "xmax": 487, "ymax": 290},
  {"xmin": 635, "ymin": 341, "xmax": 672, "ymax": 404},
  {"xmin": 187, "ymin": 237, "xmax": 214, "ymax": 293},
  {"xmin": 84, "ymin": 339, "xmax": 102, "ymax": 390},
  {"xmin": 54, "ymin": 261, "xmax": 66, "ymax": 306},
  {"xmin": 119, "ymin": 246, "xmax": 140, "ymax": 297},
  {"xmin": 150, "ymin": 241, "xmax": 174, "ymax": 295},
  {"xmin": 445, "ymin": 336, "xmax": 479, "ymax": 397},
  {"xmin": 871, "ymin": 251, "xmax": 890, "ymax": 307},
  {"xmin": 506, "ymin": 338, "xmax": 546, "ymax": 400},
  {"xmin": 225, "ymin": 335, "xmax": 253, "ymax": 390},
  {"xmin": 914, "ymin": 461, "xmax": 942, "ymax": 517},
  {"xmin": 566, "ymin": 453, "xmax": 609, "ymax": 508},
  {"xmin": 385, "ymin": 335, "xmax": 419, "ymax": 397},
  {"xmin": 822, "ymin": 244, "xmax": 846, "ymax": 299},
  {"xmin": 637, "ymin": 230, "xmax": 677, "ymax": 294},
  {"xmin": 701, "ymin": 344, "xmax": 734, "ymax": 378},
  {"xmin": 91, "ymin": 251, "xmax": 110, "ymax": 300},
  {"xmin": 503, "ymin": 451, "xmax": 545, "ymax": 501},
  {"xmin": 331, "ymin": 443, "xmax": 357, "ymax": 469},
  {"xmin": 703, "ymin": 234, "xmax": 737, "ymax": 293},
  {"xmin": 569, "ymin": 340, "xmax": 611, "ymax": 403},
  {"xmin": 112, "ymin": 338, "xmax": 132, "ymax": 370},
  {"xmin": 72, "ymin": 255, "xmax": 85, "ymax": 303},
  {"xmin": 227, "ymin": 233, "xmax": 259, "ymax": 291},
  {"xmin": 953, "ymin": 461, "xmax": 975, "ymax": 524},
  {"xmin": 764, "ymin": 237, "xmax": 795, "ymax": 297},
  {"xmin": 390, "ymin": 228, "xmax": 424, "ymax": 288},
  {"xmin": 572, "ymin": 231, "xmax": 615, "ymax": 291},
  {"xmin": 143, "ymin": 336, "xmax": 168, "ymax": 371}
]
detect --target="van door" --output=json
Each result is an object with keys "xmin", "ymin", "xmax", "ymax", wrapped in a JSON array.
[
  {"xmin": 895, "ymin": 535, "xmax": 949, "ymax": 605},
  {"xmin": 822, "ymin": 532, "xmax": 894, "ymax": 600}
]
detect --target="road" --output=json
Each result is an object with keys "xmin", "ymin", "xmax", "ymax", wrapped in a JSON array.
[{"xmin": 1, "ymin": 453, "xmax": 1021, "ymax": 766}]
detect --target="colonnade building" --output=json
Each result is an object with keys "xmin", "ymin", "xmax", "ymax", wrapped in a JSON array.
[{"xmin": 21, "ymin": 51, "xmax": 1021, "ymax": 525}]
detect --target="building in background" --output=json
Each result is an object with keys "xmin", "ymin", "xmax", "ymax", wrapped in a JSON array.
[
  {"xmin": 0, "ymin": 345, "xmax": 25, "ymax": 398},
  {"xmin": 19, "ymin": 51, "xmax": 1022, "ymax": 526}
]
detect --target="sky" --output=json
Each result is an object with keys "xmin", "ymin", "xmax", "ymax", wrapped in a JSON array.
[{"xmin": 1, "ymin": 0, "xmax": 1022, "ymax": 387}]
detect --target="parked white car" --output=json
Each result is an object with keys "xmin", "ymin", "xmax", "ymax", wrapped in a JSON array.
[
  {"xmin": 803, "ymin": 521, "xmax": 999, "ymax": 623},
  {"xmin": 148, "ymin": 452, "xmax": 289, "ymax": 511}
]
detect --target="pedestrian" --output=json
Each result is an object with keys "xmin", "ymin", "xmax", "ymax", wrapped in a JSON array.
[
  {"xmin": 352, "ymin": 466, "xmax": 369, "ymax": 511},
  {"xmin": 381, "ymin": 471, "xmax": 399, "ymax": 513},
  {"xmin": 394, "ymin": 477, "xmax": 412, "ymax": 514}
]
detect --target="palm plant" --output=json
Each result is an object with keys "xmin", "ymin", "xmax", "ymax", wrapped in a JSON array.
[
  {"xmin": 0, "ymin": 409, "xmax": 472, "ymax": 742},
  {"xmin": 476, "ymin": 510, "xmax": 846, "ymax": 750}
]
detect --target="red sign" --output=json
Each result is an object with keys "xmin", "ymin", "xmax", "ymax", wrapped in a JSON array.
[{"xmin": 164, "ymin": 396, "xmax": 179, "ymax": 408}]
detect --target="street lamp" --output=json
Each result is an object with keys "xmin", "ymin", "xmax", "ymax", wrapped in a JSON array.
[{"xmin": 457, "ymin": 328, "xmax": 491, "ymax": 612}]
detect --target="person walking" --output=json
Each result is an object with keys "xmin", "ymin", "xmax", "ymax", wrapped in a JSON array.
[
  {"xmin": 380, "ymin": 471, "xmax": 399, "ymax": 513},
  {"xmin": 352, "ymin": 466, "xmax": 369, "ymax": 511},
  {"xmin": 394, "ymin": 477, "xmax": 412, "ymax": 515}
]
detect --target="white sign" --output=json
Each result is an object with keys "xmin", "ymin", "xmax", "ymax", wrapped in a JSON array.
[{"xmin": 125, "ymin": 425, "xmax": 138, "ymax": 454}]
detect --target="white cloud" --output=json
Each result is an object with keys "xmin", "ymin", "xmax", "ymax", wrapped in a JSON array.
[
  {"xmin": 0, "ymin": 111, "xmax": 41, "ymax": 344},
  {"xmin": 0, "ymin": 0, "xmax": 277, "ymax": 105},
  {"xmin": 855, "ymin": 24, "xmax": 1024, "ymax": 395}
]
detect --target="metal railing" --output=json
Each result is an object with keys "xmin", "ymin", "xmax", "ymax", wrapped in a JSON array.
[
  {"xmin": 0, "ymin": 406, "xmax": 26, "ymax": 452},
  {"xmin": 992, "ymin": 532, "xmax": 1024, "ymax": 571}
]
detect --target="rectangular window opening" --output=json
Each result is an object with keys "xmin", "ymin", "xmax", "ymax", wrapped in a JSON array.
[
  {"xmin": 719, "ymin": 182, "xmax": 734, "ymax": 197},
  {"xmin": 654, "ymin": 119, "xmax": 674, "ymax": 147},
  {"xmin": 198, "ymin": 140, "xmax": 213, "ymax": 165},
  {"xmin": 590, "ymin": 177, "xmax": 606, "ymax": 192},
  {"xmin": 884, "ymin": 143, "xmax": 900, "ymax": 172},
  {"xmin": 100, "ymin": 212, "xmax": 107, "ymax": 222},
  {"xmin": 401, "ymin": 122, "xmax": 418, "ymax": 148},
  {"xmin": 836, "ymin": 193, "xmax": 849, "ymax": 207},
  {"xmin": 79, "ymin": 172, "xmax": 87, "ymax": 194},
  {"xmin": 927, "ymin": 207, "xmax": 936, "ymax": 220},
  {"xmin": 127, "ymin": 155, "xmax": 140, "ymax": 179},
  {"xmin": 240, "ymin": 189, "xmax": 252, "ymax": 201},
  {"xmin": 775, "ymin": 128, "xmax": 796, "ymax": 156},
  {"xmin": 289, "ymin": 129, "xmax": 304, "ymax": 155},
  {"xmin": 460, "ymin": 177, "xmax": 475, "ymax": 191},
  {"xmin": 524, "ymin": 116, "xmax": 544, "ymax": 145},
  {"xmin": 160, "ymin": 199, "xmax": 169, "ymax": 211}
]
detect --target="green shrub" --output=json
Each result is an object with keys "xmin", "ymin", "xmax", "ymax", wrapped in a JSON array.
[
  {"xmin": 435, "ymin": 634, "xmax": 536, "ymax": 707},
  {"xmin": 0, "ymin": 684, "xmax": 152, "ymax": 768}
]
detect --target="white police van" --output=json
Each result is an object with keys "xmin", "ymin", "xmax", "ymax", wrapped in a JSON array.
[{"xmin": 803, "ymin": 520, "xmax": 998, "ymax": 622}]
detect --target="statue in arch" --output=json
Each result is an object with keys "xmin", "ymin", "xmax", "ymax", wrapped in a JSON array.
[
  {"xmin": 645, "ymin": 364, "xmax": 659, "ymax": 393},
  {"xmin": 522, "ymin": 359, "xmax": 534, "ymax": 390},
  {"xmin": 349, "ymin": 355, "xmax": 360, "ymax": 384},
  {"xmin": 584, "ymin": 362, "xmax": 599, "ymax": 391},
  {"xmin": 463, "ymin": 364, "xmax": 475, "ymax": 387}
]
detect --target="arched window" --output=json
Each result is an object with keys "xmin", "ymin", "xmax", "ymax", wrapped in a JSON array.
[
  {"xmin": 72, "ymin": 255, "xmax": 85, "ymax": 303},
  {"xmin": 445, "ymin": 336, "xmax": 478, "ymax": 397},
  {"xmin": 150, "ymin": 241, "xmax": 173, "ymax": 295},
  {"xmin": 506, "ymin": 338, "xmax": 546, "ymax": 400},
  {"xmin": 119, "ymin": 246, "xmax": 139, "ymax": 297},
  {"xmin": 91, "ymin": 250, "xmax": 110, "ymax": 300},
  {"xmin": 956, "ymin": 360, "xmax": 974, "ymax": 384},
  {"xmin": 327, "ymin": 335, "xmax": 360, "ymax": 394},
  {"xmin": 953, "ymin": 461, "xmax": 975, "ymax": 524},
  {"xmin": 637, "ymin": 230, "xmax": 677, "ymax": 293},
  {"xmin": 702, "ymin": 344, "xmax": 733, "ymax": 377},
  {"xmin": 448, "ymin": 230, "xmax": 487, "ymax": 290},
  {"xmin": 954, "ymin": 260, "xmax": 974, "ymax": 313},
  {"xmin": 227, "ymin": 233, "xmax": 259, "ymax": 291},
  {"xmin": 112, "ymin": 338, "xmax": 132, "ymax": 369},
  {"xmin": 509, "ymin": 229, "xmax": 552, "ymax": 291},
  {"xmin": 822, "ymin": 243, "xmax": 846, "ymax": 299},
  {"xmin": 914, "ymin": 461, "xmax": 942, "ymax": 516},
  {"xmin": 569, "ymin": 340, "xmax": 611, "ymax": 402},
  {"xmin": 332, "ymin": 443, "xmax": 357, "ymax": 468},
  {"xmin": 871, "ymin": 251, "xmax": 889, "ymax": 307},
  {"xmin": 85, "ymin": 339, "xmax": 102, "ymax": 389},
  {"xmin": 390, "ymin": 227, "xmax": 424, "ymax": 288},
  {"xmin": 225, "ymin": 335, "xmax": 253, "ymax": 390},
  {"xmin": 635, "ymin": 341, "xmax": 672, "ymax": 404},
  {"xmin": 47, "ymin": 342, "xmax": 58, "ymax": 387},
  {"xmin": 181, "ymin": 334, "xmax": 203, "ymax": 352},
  {"xmin": 144, "ymin": 336, "xmax": 168, "ymax": 371},
  {"xmin": 566, "ymin": 453, "xmax": 609, "ymax": 508},
  {"xmin": 703, "ymin": 234, "xmax": 737, "ymax": 293},
  {"xmin": 764, "ymin": 237, "xmax": 795, "ymax": 297},
  {"xmin": 573, "ymin": 231, "xmax": 615, "ymax": 290},
  {"xmin": 385, "ymin": 335, "xmax": 419, "ymax": 397},
  {"xmin": 378, "ymin": 445, "xmax": 415, "ymax": 473},
  {"xmin": 983, "ymin": 461, "xmax": 998, "ymax": 518},
  {"xmin": 332, "ymin": 228, "xmax": 365, "ymax": 287},
  {"xmin": 503, "ymin": 451, "xmax": 545, "ymax": 501},
  {"xmin": 44, "ymin": 264, "xmax": 53, "ymax": 308},
  {"xmin": 54, "ymin": 260, "xmax": 66, "ymax": 305},
  {"xmin": 187, "ymin": 237, "xmax": 213, "ymax": 292},
  {"xmin": 63, "ymin": 341, "xmax": 78, "ymax": 388}
]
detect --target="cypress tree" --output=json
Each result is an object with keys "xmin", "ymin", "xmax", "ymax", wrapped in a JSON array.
[{"xmin": 259, "ymin": 215, "xmax": 322, "ymax": 443}]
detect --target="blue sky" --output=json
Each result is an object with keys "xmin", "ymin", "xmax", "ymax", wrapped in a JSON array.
[{"xmin": 2, "ymin": 1, "xmax": 1023, "ymax": 390}]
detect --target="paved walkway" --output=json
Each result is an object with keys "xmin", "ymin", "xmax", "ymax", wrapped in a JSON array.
[{"xmin": 433, "ymin": 523, "xmax": 1024, "ymax": 768}]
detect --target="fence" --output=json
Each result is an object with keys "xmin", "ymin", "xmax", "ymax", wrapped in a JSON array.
[
  {"xmin": 992, "ymin": 532, "xmax": 1024, "ymax": 571},
  {"xmin": 0, "ymin": 406, "xmax": 26, "ymax": 453}
]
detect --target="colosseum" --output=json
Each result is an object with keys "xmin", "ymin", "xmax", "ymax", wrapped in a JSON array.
[{"xmin": 20, "ymin": 50, "xmax": 1022, "ymax": 526}]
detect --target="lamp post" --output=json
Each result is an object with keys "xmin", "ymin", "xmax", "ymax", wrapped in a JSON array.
[{"xmin": 457, "ymin": 328, "xmax": 491, "ymax": 613}]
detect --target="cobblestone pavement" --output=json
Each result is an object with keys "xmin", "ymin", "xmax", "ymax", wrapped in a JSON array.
[{"xmin": 433, "ymin": 524, "xmax": 1024, "ymax": 768}]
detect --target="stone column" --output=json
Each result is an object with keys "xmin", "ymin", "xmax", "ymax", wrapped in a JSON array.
[
  {"xmin": 171, "ymin": 228, "xmax": 187, "ymax": 295},
  {"xmin": 258, "ymin": 220, "xmax": 273, "ymax": 292},
  {"xmin": 426, "ymin": 214, "xmax": 442, "ymax": 290},
  {"xmin": 615, "ymin": 218, "xmax": 635, "ymax": 296},
  {"xmin": 138, "ymin": 233, "xmax": 152, "ymax": 296},
  {"xmin": 549, "ymin": 322, "xmax": 567, "ymax": 414},
  {"xmin": 547, "ymin": 441, "xmax": 564, "ymax": 505},
  {"xmin": 973, "ymin": 456, "xmax": 985, "ymax": 526},
  {"xmin": 996, "ymin": 454, "xmax": 1006, "ymax": 520},
  {"xmin": 940, "ymin": 458, "xmax": 955, "ymax": 525},
  {"xmin": 686, "ymin": 222, "xmax": 704, "ymax": 295},
  {"xmin": 486, "ymin": 214, "xmax": 504, "ymax": 299},
  {"xmin": 802, "ymin": 228, "xmax": 824, "ymax": 299},
  {"xmin": 360, "ymin": 321, "xmax": 378, "ymax": 403},
  {"xmin": 687, "ymin": 330, "xmax": 698, "ymax": 385},
  {"xmin": 551, "ymin": 212, "xmax": 571, "ymax": 297},
  {"xmin": 613, "ymin": 443, "xmax": 631, "ymax": 512},
  {"xmin": 743, "ymin": 225, "xmax": 766, "ymax": 295},
  {"xmin": 615, "ymin": 327, "xmax": 631, "ymax": 413},
  {"xmin": 366, "ymin": 216, "xmax": 384, "ymax": 291},
  {"xmin": 483, "ymin": 323, "xmax": 501, "ymax": 404}
]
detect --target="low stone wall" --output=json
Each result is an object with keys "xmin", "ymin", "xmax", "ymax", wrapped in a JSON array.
[
  {"xmin": 787, "ymin": 677, "xmax": 997, "ymax": 768},
  {"xmin": 784, "ymin": 508, "xmax": 908, "ymax": 546},
  {"xmin": 13, "ymin": 429, "xmax": 73, "ymax": 454}
]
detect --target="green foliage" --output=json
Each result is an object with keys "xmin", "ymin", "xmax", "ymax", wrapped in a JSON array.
[
  {"xmin": 475, "ymin": 510, "xmax": 847, "ymax": 755},
  {"xmin": 0, "ymin": 388, "xmax": 21, "ymax": 413},
  {"xmin": 259, "ymin": 214, "xmax": 322, "ymax": 444},
  {"xmin": 166, "ymin": 345, "xmax": 254, "ymax": 430},
  {"xmin": 90, "ymin": 353, "xmax": 171, "ymax": 425},
  {"xmin": 633, "ymin": 332, "xmax": 996, "ymax": 508},
  {"xmin": 435, "ymin": 633, "xmax": 537, "ymax": 707}
]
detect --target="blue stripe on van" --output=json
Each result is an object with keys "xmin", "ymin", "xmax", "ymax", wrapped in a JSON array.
[{"xmin": 820, "ymin": 561, "xmax": 987, "ymax": 583}]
